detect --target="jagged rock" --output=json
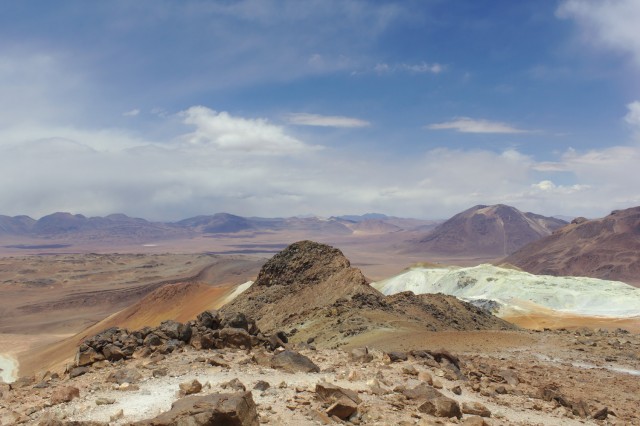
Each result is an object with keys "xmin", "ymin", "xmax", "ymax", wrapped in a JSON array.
[
  {"xmin": 541, "ymin": 384, "xmax": 571, "ymax": 408},
  {"xmin": 498, "ymin": 369, "xmax": 519, "ymax": 386},
  {"xmin": 402, "ymin": 383, "xmax": 444, "ymax": 401},
  {"xmin": 106, "ymin": 368, "xmax": 142, "ymax": 385},
  {"xmin": 222, "ymin": 312, "xmax": 251, "ymax": 332},
  {"xmin": 221, "ymin": 378, "xmax": 246, "ymax": 392},
  {"xmin": 75, "ymin": 347, "xmax": 104, "ymax": 367},
  {"xmin": 462, "ymin": 401, "xmax": 491, "ymax": 417},
  {"xmin": 159, "ymin": 320, "xmax": 192, "ymax": 343},
  {"xmin": 50, "ymin": 386, "xmax": 80, "ymax": 405},
  {"xmin": 461, "ymin": 416, "xmax": 488, "ymax": 426},
  {"xmin": 69, "ymin": 367, "xmax": 90, "ymax": 378},
  {"xmin": 386, "ymin": 351, "xmax": 408, "ymax": 363},
  {"xmin": 197, "ymin": 310, "xmax": 221, "ymax": 329},
  {"xmin": 253, "ymin": 381, "xmax": 270, "ymax": 391},
  {"xmin": 418, "ymin": 396, "xmax": 462, "ymax": 419},
  {"xmin": 207, "ymin": 355, "xmax": 230, "ymax": 368},
  {"xmin": 179, "ymin": 379, "xmax": 202, "ymax": 396},
  {"xmin": 143, "ymin": 333, "xmax": 162, "ymax": 348},
  {"xmin": 572, "ymin": 399, "xmax": 591, "ymax": 418},
  {"xmin": 219, "ymin": 328, "xmax": 253, "ymax": 349},
  {"xmin": 102, "ymin": 344, "xmax": 125, "ymax": 361},
  {"xmin": 132, "ymin": 391, "xmax": 259, "ymax": 426},
  {"xmin": 270, "ymin": 350, "xmax": 320, "ymax": 373},
  {"xmin": 593, "ymin": 407, "xmax": 609, "ymax": 420},
  {"xmin": 350, "ymin": 347, "xmax": 373, "ymax": 363},
  {"xmin": 326, "ymin": 397, "xmax": 358, "ymax": 420},
  {"xmin": 191, "ymin": 332, "xmax": 216, "ymax": 350},
  {"xmin": 315, "ymin": 381, "xmax": 361, "ymax": 405}
]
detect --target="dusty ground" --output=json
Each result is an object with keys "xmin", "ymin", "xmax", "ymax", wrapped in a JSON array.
[{"xmin": 1, "ymin": 328, "xmax": 638, "ymax": 425}]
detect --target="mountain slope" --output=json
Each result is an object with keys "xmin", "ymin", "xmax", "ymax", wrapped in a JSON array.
[
  {"xmin": 222, "ymin": 240, "xmax": 514, "ymax": 346},
  {"xmin": 406, "ymin": 204, "xmax": 567, "ymax": 257},
  {"xmin": 504, "ymin": 206, "xmax": 640, "ymax": 285}
]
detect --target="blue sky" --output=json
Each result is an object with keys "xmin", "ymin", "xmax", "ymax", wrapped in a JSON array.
[{"xmin": 0, "ymin": 0, "xmax": 639, "ymax": 220}]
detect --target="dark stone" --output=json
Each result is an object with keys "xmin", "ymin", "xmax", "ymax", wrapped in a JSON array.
[
  {"xmin": 271, "ymin": 350, "xmax": 320, "ymax": 373},
  {"xmin": 131, "ymin": 391, "xmax": 259, "ymax": 426}
]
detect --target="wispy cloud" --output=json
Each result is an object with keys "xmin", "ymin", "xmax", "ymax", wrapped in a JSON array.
[
  {"xmin": 123, "ymin": 109, "xmax": 140, "ymax": 117},
  {"xmin": 427, "ymin": 117, "xmax": 530, "ymax": 134},
  {"xmin": 624, "ymin": 101, "xmax": 640, "ymax": 128},
  {"xmin": 284, "ymin": 113, "xmax": 370, "ymax": 128},
  {"xmin": 557, "ymin": 0, "xmax": 640, "ymax": 67},
  {"xmin": 369, "ymin": 61, "xmax": 445, "ymax": 75}
]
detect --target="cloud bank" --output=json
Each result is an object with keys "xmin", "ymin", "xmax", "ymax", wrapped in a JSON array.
[{"xmin": 1, "ymin": 104, "xmax": 639, "ymax": 221}]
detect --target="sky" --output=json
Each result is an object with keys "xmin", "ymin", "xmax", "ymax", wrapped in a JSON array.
[{"xmin": 1, "ymin": 0, "xmax": 639, "ymax": 221}]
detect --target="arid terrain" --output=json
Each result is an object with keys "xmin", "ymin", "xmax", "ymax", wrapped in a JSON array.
[{"xmin": 0, "ymin": 207, "xmax": 639, "ymax": 425}]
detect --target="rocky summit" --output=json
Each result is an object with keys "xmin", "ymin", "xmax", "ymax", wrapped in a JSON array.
[{"xmin": 222, "ymin": 241, "xmax": 514, "ymax": 345}]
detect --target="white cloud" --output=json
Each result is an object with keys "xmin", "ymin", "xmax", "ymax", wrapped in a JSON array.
[
  {"xmin": 180, "ymin": 106, "xmax": 312, "ymax": 154},
  {"xmin": 624, "ymin": 101, "xmax": 640, "ymax": 128},
  {"xmin": 1, "ymin": 103, "xmax": 640, "ymax": 221},
  {"xmin": 284, "ymin": 113, "xmax": 370, "ymax": 128},
  {"xmin": 123, "ymin": 109, "xmax": 140, "ymax": 117},
  {"xmin": 371, "ymin": 61, "xmax": 445, "ymax": 75},
  {"xmin": 427, "ymin": 117, "xmax": 530, "ymax": 134},
  {"xmin": 557, "ymin": 0, "xmax": 640, "ymax": 66}
]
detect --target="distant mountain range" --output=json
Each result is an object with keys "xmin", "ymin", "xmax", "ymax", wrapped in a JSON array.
[
  {"xmin": 0, "ymin": 211, "xmax": 437, "ymax": 239},
  {"xmin": 404, "ymin": 204, "xmax": 567, "ymax": 257}
]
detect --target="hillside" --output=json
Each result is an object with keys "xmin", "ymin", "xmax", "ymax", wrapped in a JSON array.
[
  {"xmin": 406, "ymin": 204, "xmax": 567, "ymax": 258},
  {"xmin": 504, "ymin": 206, "xmax": 640, "ymax": 286},
  {"xmin": 222, "ymin": 241, "xmax": 514, "ymax": 346}
]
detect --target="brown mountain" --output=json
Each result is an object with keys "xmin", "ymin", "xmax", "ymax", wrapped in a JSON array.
[
  {"xmin": 222, "ymin": 240, "xmax": 514, "ymax": 345},
  {"xmin": 504, "ymin": 207, "xmax": 640, "ymax": 286},
  {"xmin": 406, "ymin": 204, "xmax": 567, "ymax": 258}
]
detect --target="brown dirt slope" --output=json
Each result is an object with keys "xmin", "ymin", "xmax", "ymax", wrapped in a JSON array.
[
  {"xmin": 406, "ymin": 204, "xmax": 566, "ymax": 257},
  {"xmin": 222, "ymin": 240, "xmax": 515, "ymax": 347},
  {"xmin": 504, "ymin": 206, "xmax": 640, "ymax": 286},
  {"xmin": 19, "ymin": 281, "xmax": 234, "ymax": 376}
]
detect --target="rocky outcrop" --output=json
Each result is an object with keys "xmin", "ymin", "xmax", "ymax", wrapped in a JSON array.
[{"xmin": 74, "ymin": 309, "xmax": 282, "ymax": 368}]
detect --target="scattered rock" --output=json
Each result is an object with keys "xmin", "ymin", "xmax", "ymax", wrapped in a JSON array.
[
  {"xmin": 386, "ymin": 351, "xmax": 408, "ymax": 363},
  {"xmin": 132, "ymin": 391, "xmax": 259, "ymax": 426},
  {"xmin": 221, "ymin": 378, "xmax": 247, "ymax": 392},
  {"xmin": 95, "ymin": 397, "xmax": 116, "ymax": 405},
  {"xmin": 326, "ymin": 397, "xmax": 358, "ymax": 420},
  {"xmin": 462, "ymin": 401, "xmax": 491, "ymax": 417},
  {"xmin": 270, "ymin": 350, "xmax": 320, "ymax": 373},
  {"xmin": 106, "ymin": 368, "xmax": 142, "ymax": 385},
  {"xmin": 418, "ymin": 396, "xmax": 462, "ymax": 419},
  {"xmin": 253, "ymin": 381, "xmax": 270, "ymax": 391},
  {"xmin": 179, "ymin": 379, "xmax": 202, "ymax": 396},
  {"xmin": 593, "ymin": 407, "xmax": 608, "ymax": 420},
  {"xmin": 315, "ymin": 381, "xmax": 361, "ymax": 405},
  {"xmin": 50, "ymin": 386, "xmax": 80, "ymax": 405},
  {"xmin": 350, "ymin": 347, "xmax": 373, "ymax": 363},
  {"xmin": 69, "ymin": 366, "xmax": 90, "ymax": 378}
]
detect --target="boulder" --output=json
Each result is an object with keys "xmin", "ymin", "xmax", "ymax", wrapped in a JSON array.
[
  {"xmin": 102, "ymin": 344, "xmax": 125, "ymax": 361},
  {"xmin": 402, "ymin": 383, "xmax": 444, "ymax": 401},
  {"xmin": 179, "ymin": 379, "xmax": 202, "ymax": 396},
  {"xmin": 315, "ymin": 381, "xmax": 361, "ymax": 405},
  {"xmin": 132, "ymin": 391, "xmax": 259, "ymax": 426},
  {"xmin": 385, "ymin": 351, "xmax": 408, "ymax": 363},
  {"xmin": 159, "ymin": 320, "xmax": 192, "ymax": 343},
  {"xmin": 197, "ymin": 310, "xmax": 222, "ymax": 329},
  {"xmin": 222, "ymin": 312, "xmax": 250, "ymax": 331},
  {"xmin": 350, "ymin": 347, "xmax": 373, "ymax": 363},
  {"xmin": 106, "ymin": 368, "xmax": 142, "ymax": 385},
  {"xmin": 326, "ymin": 397, "xmax": 358, "ymax": 420},
  {"xmin": 219, "ymin": 328, "xmax": 253, "ymax": 349},
  {"xmin": 462, "ymin": 401, "xmax": 491, "ymax": 417},
  {"xmin": 418, "ymin": 396, "xmax": 462, "ymax": 419},
  {"xmin": 270, "ymin": 350, "xmax": 320, "ymax": 373},
  {"xmin": 75, "ymin": 347, "xmax": 104, "ymax": 367},
  {"xmin": 143, "ymin": 333, "xmax": 162, "ymax": 348},
  {"xmin": 50, "ymin": 386, "xmax": 80, "ymax": 405}
]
